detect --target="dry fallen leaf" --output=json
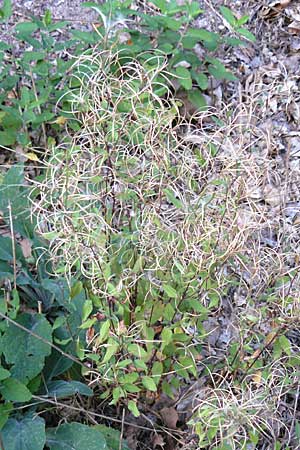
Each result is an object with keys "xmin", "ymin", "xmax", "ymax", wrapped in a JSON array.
[
  {"xmin": 153, "ymin": 434, "xmax": 165, "ymax": 449},
  {"xmin": 265, "ymin": 331, "xmax": 277, "ymax": 346},
  {"xmin": 252, "ymin": 371, "xmax": 262, "ymax": 384},
  {"xmin": 288, "ymin": 21, "xmax": 300, "ymax": 34},
  {"xmin": 160, "ymin": 407, "xmax": 178, "ymax": 429},
  {"xmin": 20, "ymin": 238, "xmax": 32, "ymax": 259},
  {"xmin": 53, "ymin": 116, "xmax": 68, "ymax": 126},
  {"xmin": 26, "ymin": 152, "xmax": 40, "ymax": 162},
  {"xmin": 86, "ymin": 326, "xmax": 95, "ymax": 345}
]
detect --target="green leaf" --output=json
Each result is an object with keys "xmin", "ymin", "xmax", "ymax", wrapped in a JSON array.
[
  {"xmin": 152, "ymin": 361, "xmax": 163, "ymax": 379},
  {"xmin": 188, "ymin": 90, "xmax": 207, "ymax": 111},
  {"xmin": 175, "ymin": 66, "xmax": 192, "ymax": 90},
  {"xmin": 2, "ymin": 417, "xmax": 45, "ymax": 450},
  {"xmin": 219, "ymin": 6, "xmax": 237, "ymax": 27},
  {"xmin": 71, "ymin": 29, "xmax": 98, "ymax": 44},
  {"xmin": 182, "ymin": 35, "xmax": 198, "ymax": 49},
  {"xmin": 128, "ymin": 400, "xmax": 140, "ymax": 417},
  {"xmin": 163, "ymin": 303, "xmax": 175, "ymax": 321},
  {"xmin": 142, "ymin": 376, "xmax": 157, "ymax": 392},
  {"xmin": 44, "ymin": 380, "xmax": 93, "ymax": 399},
  {"xmin": 295, "ymin": 420, "xmax": 300, "ymax": 439},
  {"xmin": 0, "ymin": 403, "xmax": 12, "ymax": 429},
  {"xmin": 46, "ymin": 423, "xmax": 107, "ymax": 450},
  {"xmin": 206, "ymin": 58, "xmax": 237, "ymax": 81},
  {"xmin": 70, "ymin": 280, "xmax": 83, "ymax": 298},
  {"xmin": 102, "ymin": 339, "xmax": 119, "ymax": 364},
  {"xmin": 0, "ymin": 0, "xmax": 12, "ymax": 20},
  {"xmin": 164, "ymin": 284, "xmax": 177, "ymax": 298},
  {"xmin": 82, "ymin": 300, "xmax": 93, "ymax": 322},
  {"xmin": 164, "ymin": 188, "xmax": 183, "ymax": 208},
  {"xmin": 2, "ymin": 313, "xmax": 52, "ymax": 382},
  {"xmin": 0, "ymin": 367, "xmax": 10, "ymax": 381},
  {"xmin": 278, "ymin": 335, "xmax": 291, "ymax": 356},
  {"xmin": 98, "ymin": 320, "xmax": 110, "ymax": 343},
  {"xmin": 193, "ymin": 72, "xmax": 208, "ymax": 90},
  {"xmin": 15, "ymin": 21, "xmax": 39, "ymax": 35},
  {"xmin": 43, "ymin": 9, "xmax": 52, "ymax": 26},
  {"xmin": 161, "ymin": 327, "xmax": 173, "ymax": 350},
  {"xmin": 0, "ymin": 378, "xmax": 32, "ymax": 402},
  {"xmin": 0, "ymin": 130, "xmax": 16, "ymax": 146},
  {"xmin": 94, "ymin": 425, "xmax": 130, "ymax": 450},
  {"xmin": 128, "ymin": 343, "xmax": 147, "ymax": 359},
  {"xmin": 43, "ymin": 350, "xmax": 73, "ymax": 382},
  {"xmin": 186, "ymin": 28, "xmax": 220, "ymax": 50},
  {"xmin": 236, "ymin": 27, "xmax": 256, "ymax": 42}
]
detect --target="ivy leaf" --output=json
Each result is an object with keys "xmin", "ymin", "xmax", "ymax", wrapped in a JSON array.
[
  {"xmin": 46, "ymin": 422, "xmax": 107, "ymax": 450},
  {"xmin": 175, "ymin": 66, "xmax": 192, "ymax": 90},
  {"xmin": 2, "ymin": 417, "xmax": 45, "ymax": 450},
  {"xmin": 2, "ymin": 313, "xmax": 52, "ymax": 383}
]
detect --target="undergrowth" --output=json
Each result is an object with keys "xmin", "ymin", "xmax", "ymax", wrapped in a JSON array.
[{"xmin": 0, "ymin": 1, "xmax": 299, "ymax": 450}]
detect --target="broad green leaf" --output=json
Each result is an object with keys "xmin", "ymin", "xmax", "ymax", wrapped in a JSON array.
[
  {"xmin": 2, "ymin": 313, "xmax": 52, "ymax": 382},
  {"xmin": 2, "ymin": 417, "xmax": 45, "ymax": 450},
  {"xmin": 152, "ymin": 361, "xmax": 163, "ymax": 379},
  {"xmin": 182, "ymin": 35, "xmax": 198, "ymax": 49},
  {"xmin": 94, "ymin": 424, "xmax": 130, "ymax": 450},
  {"xmin": 206, "ymin": 58, "xmax": 237, "ymax": 81},
  {"xmin": 0, "ymin": 130, "xmax": 16, "ymax": 145},
  {"xmin": 186, "ymin": 28, "xmax": 220, "ymax": 50},
  {"xmin": 0, "ymin": 403, "xmax": 12, "ymax": 429},
  {"xmin": 0, "ymin": 378, "xmax": 32, "ymax": 402},
  {"xmin": 43, "ymin": 350, "xmax": 73, "ymax": 382},
  {"xmin": 44, "ymin": 380, "xmax": 93, "ymax": 399},
  {"xmin": 71, "ymin": 30, "xmax": 98, "ymax": 44},
  {"xmin": 236, "ymin": 27, "xmax": 256, "ymax": 42},
  {"xmin": 193, "ymin": 72, "xmax": 208, "ymax": 90},
  {"xmin": 15, "ymin": 21, "xmax": 39, "ymax": 35},
  {"xmin": 219, "ymin": 6, "xmax": 237, "ymax": 27},
  {"xmin": 70, "ymin": 280, "xmax": 83, "ymax": 298},
  {"xmin": 46, "ymin": 422, "xmax": 107, "ymax": 450},
  {"xmin": 163, "ymin": 303, "xmax": 175, "ymax": 321},
  {"xmin": 142, "ymin": 376, "xmax": 157, "ymax": 392},
  {"xmin": 0, "ymin": 367, "xmax": 10, "ymax": 381},
  {"xmin": 164, "ymin": 284, "xmax": 177, "ymax": 298},
  {"xmin": 127, "ymin": 400, "xmax": 140, "ymax": 417},
  {"xmin": 128, "ymin": 343, "xmax": 147, "ymax": 359},
  {"xmin": 102, "ymin": 339, "xmax": 119, "ymax": 364},
  {"xmin": 295, "ymin": 420, "xmax": 300, "ymax": 439},
  {"xmin": 98, "ymin": 320, "xmax": 110, "ymax": 343},
  {"xmin": 175, "ymin": 66, "xmax": 192, "ymax": 90},
  {"xmin": 0, "ymin": 0, "xmax": 12, "ymax": 20},
  {"xmin": 278, "ymin": 335, "xmax": 292, "ymax": 356},
  {"xmin": 120, "ymin": 372, "xmax": 139, "ymax": 384},
  {"xmin": 82, "ymin": 300, "xmax": 93, "ymax": 322},
  {"xmin": 161, "ymin": 327, "xmax": 173, "ymax": 350},
  {"xmin": 188, "ymin": 90, "xmax": 207, "ymax": 111}
]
